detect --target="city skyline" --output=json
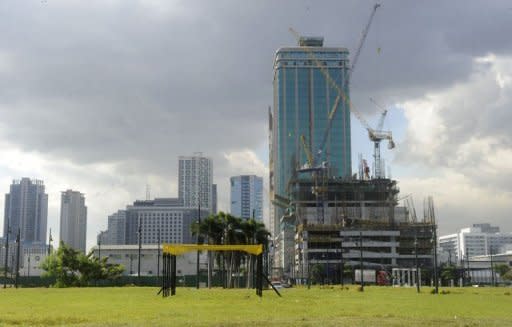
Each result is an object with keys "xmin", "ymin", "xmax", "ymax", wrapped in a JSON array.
[{"xmin": 1, "ymin": 1, "xmax": 512, "ymax": 251}]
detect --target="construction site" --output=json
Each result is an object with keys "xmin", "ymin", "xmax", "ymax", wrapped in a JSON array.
[{"xmin": 269, "ymin": 3, "xmax": 437, "ymax": 284}]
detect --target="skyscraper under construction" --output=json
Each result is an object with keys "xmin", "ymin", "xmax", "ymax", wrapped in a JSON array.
[{"xmin": 269, "ymin": 36, "xmax": 351, "ymax": 271}]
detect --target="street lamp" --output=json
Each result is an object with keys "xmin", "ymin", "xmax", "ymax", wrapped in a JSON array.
[
  {"xmin": 490, "ymin": 245, "xmax": 495, "ymax": 287},
  {"xmin": 3, "ymin": 219, "xmax": 10, "ymax": 289},
  {"xmin": 98, "ymin": 237, "xmax": 102, "ymax": 261},
  {"xmin": 359, "ymin": 231, "xmax": 364, "ymax": 291},
  {"xmin": 414, "ymin": 232, "xmax": 420, "ymax": 293},
  {"xmin": 431, "ymin": 225, "xmax": 439, "ymax": 294},
  {"xmin": 340, "ymin": 232, "xmax": 344, "ymax": 287},
  {"xmin": 15, "ymin": 228, "xmax": 20, "ymax": 289},
  {"xmin": 138, "ymin": 220, "xmax": 142, "ymax": 280},
  {"xmin": 196, "ymin": 192, "xmax": 201, "ymax": 290}
]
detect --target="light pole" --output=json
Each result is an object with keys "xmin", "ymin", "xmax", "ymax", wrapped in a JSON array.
[
  {"xmin": 466, "ymin": 246, "xmax": 471, "ymax": 286},
  {"xmin": 98, "ymin": 237, "xmax": 101, "ymax": 261},
  {"xmin": 432, "ymin": 225, "xmax": 439, "ymax": 294},
  {"xmin": 3, "ymin": 219, "xmax": 10, "ymax": 289},
  {"xmin": 15, "ymin": 228, "xmax": 20, "ymax": 289},
  {"xmin": 359, "ymin": 231, "xmax": 364, "ymax": 291},
  {"xmin": 340, "ymin": 232, "xmax": 344, "ymax": 287},
  {"xmin": 490, "ymin": 245, "xmax": 495, "ymax": 287},
  {"xmin": 137, "ymin": 220, "xmax": 142, "ymax": 280},
  {"xmin": 157, "ymin": 229, "xmax": 161, "ymax": 282},
  {"xmin": 48, "ymin": 228, "xmax": 53, "ymax": 256},
  {"xmin": 196, "ymin": 193, "xmax": 201, "ymax": 289},
  {"xmin": 414, "ymin": 232, "xmax": 420, "ymax": 293}
]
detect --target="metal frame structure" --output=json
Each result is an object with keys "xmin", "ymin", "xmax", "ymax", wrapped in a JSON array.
[{"xmin": 160, "ymin": 244, "xmax": 272, "ymax": 298}]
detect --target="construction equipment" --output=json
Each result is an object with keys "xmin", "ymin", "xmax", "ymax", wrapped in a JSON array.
[
  {"xmin": 291, "ymin": 3, "xmax": 382, "ymax": 224},
  {"xmin": 368, "ymin": 97, "xmax": 395, "ymax": 179},
  {"xmin": 292, "ymin": 2, "xmax": 382, "ymax": 172}
]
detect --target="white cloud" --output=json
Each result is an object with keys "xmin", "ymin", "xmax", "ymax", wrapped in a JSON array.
[
  {"xmin": 394, "ymin": 54, "xmax": 512, "ymax": 234},
  {"xmin": 221, "ymin": 149, "xmax": 269, "ymax": 225}
]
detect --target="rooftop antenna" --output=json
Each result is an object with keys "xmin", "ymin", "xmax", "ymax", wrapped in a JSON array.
[{"xmin": 146, "ymin": 184, "xmax": 151, "ymax": 201}]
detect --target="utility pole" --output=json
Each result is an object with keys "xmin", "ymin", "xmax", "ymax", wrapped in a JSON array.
[
  {"xmin": 48, "ymin": 229, "xmax": 53, "ymax": 256},
  {"xmin": 490, "ymin": 245, "xmax": 495, "ymax": 287},
  {"xmin": 137, "ymin": 220, "xmax": 142, "ymax": 280},
  {"xmin": 466, "ymin": 246, "xmax": 471, "ymax": 286},
  {"xmin": 3, "ymin": 219, "xmax": 10, "ymax": 289},
  {"xmin": 98, "ymin": 237, "xmax": 101, "ymax": 261},
  {"xmin": 157, "ymin": 229, "xmax": 161, "ymax": 282},
  {"xmin": 432, "ymin": 224, "xmax": 439, "ymax": 294},
  {"xmin": 414, "ymin": 231, "xmax": 420, "ymax": 293},
  {"xmin": 15, "ymin": 229, "xmax": 20, "ymax": 289},
  {"xmin": 196, "ymin": 195, "xmax": 201, "ymax": 289},
  {"xmin": 340, "ymin": 232, "xmax": 344, "ymax": 287},
  {"xmin": 359, "ymin": 231, "xmax": 364, "ymax": 291}
]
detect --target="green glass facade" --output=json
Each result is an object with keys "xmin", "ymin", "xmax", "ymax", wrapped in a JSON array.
[{"xmin": 271, "ymin": 42, "xmax": 351, "ymax": 202}]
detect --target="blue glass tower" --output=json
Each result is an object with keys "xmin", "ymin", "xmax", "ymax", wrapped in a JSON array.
[{"xmin": 270, "ymin": 37, "xmax": 351, "ymax": 233}]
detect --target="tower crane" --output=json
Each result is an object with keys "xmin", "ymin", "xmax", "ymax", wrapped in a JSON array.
[
  {"xmin": 368, "ymin": 97, "xmax": 395, "ymax": 179},
  {"xmin": 291, "ymin": 3, "xmax": 382, "ymax": 173},
  {"xmin": 290, "ymin": 3, "xmax": 382, "ymax": 224}
]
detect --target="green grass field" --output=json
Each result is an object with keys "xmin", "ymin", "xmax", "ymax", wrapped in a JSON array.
[{"xmin": 1, "ymin": 286, "xmax": 511, "ymax": 326}]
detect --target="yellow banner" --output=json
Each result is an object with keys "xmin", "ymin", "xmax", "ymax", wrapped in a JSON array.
[{"xmin": 163, "ymin": 244, "xmax": 263, "ymax": 256}]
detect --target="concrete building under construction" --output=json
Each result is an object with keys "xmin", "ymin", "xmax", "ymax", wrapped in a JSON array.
[
  {"xmin": 269, "ymin": 4, "xmax": 437, "ymax": 282},
  {"xmin": 273, "ymin": 176, "xmax": 436, "ymax": 282}
]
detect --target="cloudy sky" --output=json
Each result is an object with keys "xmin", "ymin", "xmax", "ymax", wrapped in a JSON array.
[{"xmin": 1, "ymin": 0, "xmax": 511, "ymax": 250}]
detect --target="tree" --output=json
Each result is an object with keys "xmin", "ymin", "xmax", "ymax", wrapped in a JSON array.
[
  {"xmin": 440, "ymin": 264, "xmax": 458, "ymax": 285},
  {"xmin": 495, "ymin": 264, "xmax": 510, "ymax": 277},
  {"xmin": 191, "ymin": 212, "xmax": 270, "ymax": 288},
  {"xmin": 41, "ymin": 241, "xmax": 124, "ymax": 287},
  {"xmin": 310, "ymin": 264, "xmax": 324, "ymax": 285},
  {"xmin": 503, "ymin": 270, "xmax": 512, "ymax": 281}
]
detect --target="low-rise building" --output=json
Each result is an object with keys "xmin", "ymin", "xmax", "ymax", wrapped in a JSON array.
[
  {"xmin": 91, "ymin": 244, "xmax": 198, "ymax": 276},
  {"xmin": 439, "ymin": 224, "xmax": 512, "ymax": 263}
]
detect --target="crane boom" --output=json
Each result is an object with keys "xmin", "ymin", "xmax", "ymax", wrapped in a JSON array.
[
  {"xmin": 300, "ymin": 134, "xmax": 314, "ymax": 169},
  {"xmin": 290, "ymin": 3, "xmax": 381, "ymax": 167},
  {"xmin": 350, "ymin": 3, "xmax": 381, "ymax": 80}
]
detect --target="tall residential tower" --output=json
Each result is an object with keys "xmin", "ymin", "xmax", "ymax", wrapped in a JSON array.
[
  {"xmin": 3, "ymin": 178, "xmax": 48, "ymax": 244},
  {"xmin": 59, "ymin": 190, "xmax": 87, "ymax": 253},
  {"xmin": 178, "ymin": 154, "xmax": 213, "ymax": 212},
  {"xmin": 230, "ymin": 175, "xmax": 263, "ymax": 221}
]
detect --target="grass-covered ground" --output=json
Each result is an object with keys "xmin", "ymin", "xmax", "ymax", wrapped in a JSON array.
[{"xmin": 1, "ymin": 286, "xmax": 511, "ymax": 326}]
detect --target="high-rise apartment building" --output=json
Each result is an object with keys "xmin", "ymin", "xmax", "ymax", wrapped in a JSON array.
[
  {"xmin": 269, "ymin": 37, "xmax": 350, "ymax": 237},
  {"xmin": 107, "ymin": 210, "xmax": 126, "ymax": 245},
  {"xmin": 179, "ymin": 154, "xmax": 213, "ymax": 212},
  {"xmin": 230, "ymin": 175, "xmax": 263, "ymax": 221},
  {"xmin": 59, "ymin": 190, "xmax": 87, "ymax": 253},
  {"xmin": 3, "ymin": 178, "xmax": 48, "ymax": 244}
]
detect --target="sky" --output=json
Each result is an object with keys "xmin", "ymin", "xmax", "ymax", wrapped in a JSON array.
[{"xmin": 1, "ymin": 0, "xmax": 512, "ymax": 250}]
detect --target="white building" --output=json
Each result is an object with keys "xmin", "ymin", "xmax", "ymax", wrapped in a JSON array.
[
  {"xmin": 230, "ymin": 175, "xmax": 263, "ymax": 221},
  {"xmin": 439, "ymin": 223, "xmax": 512, "ymax": 263},
  {"xmin": 179, "ymin": 154, "xmax": 213, "ymax": 212},
  {"xmin": 124, "ymin": 198, "xmax": 208, "ymax": 245},
  {"xmin": 91, "ymin": 244, "xmax": 198, "ymax": 276},
  {"xmin": 59, "ymin": 190, "xmax": 87, "ymax": 253},
  {"xmin": 19, "ymin": 245, "xmax": 47, "ymax": 277}
]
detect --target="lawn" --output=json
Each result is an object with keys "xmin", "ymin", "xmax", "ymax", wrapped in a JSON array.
[{"xmin": 1, "ymin": 286, "xmax": 511, "ymax": 326}]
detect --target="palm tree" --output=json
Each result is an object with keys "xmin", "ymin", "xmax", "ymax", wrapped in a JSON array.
[{"xmin": 191, "ymin": 212, "xmax": 270, "ymax": 288}]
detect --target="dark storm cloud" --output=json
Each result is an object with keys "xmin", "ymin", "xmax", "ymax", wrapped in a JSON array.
[{"xmin": 0, "ymin": 0, "xmax": 511, "ymax": 185}]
